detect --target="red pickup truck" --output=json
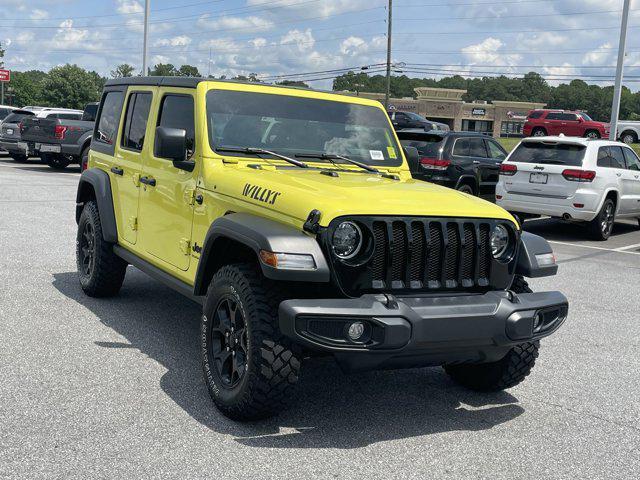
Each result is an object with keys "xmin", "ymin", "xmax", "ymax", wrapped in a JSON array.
[{"xmin": 523, "ymin": 109, "xmax": 610, "ymax": 139}]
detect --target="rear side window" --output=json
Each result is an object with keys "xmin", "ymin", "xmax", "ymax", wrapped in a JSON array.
[
  {"xmin": 527, "ymin": 111, "xmax": 543, "ymax": 119},
  {"xmin": 509, "ymin": 142, "xmax": 586, "ymax": 166},
  {"xmin": 623, "ymin": 147, "xmax": 640, "ymax": 171},
  {"xmin": 398, "ymin": 135, "xmax": 445, "ymax": 158},
  {"xmin": 559, "ymin": 113, "xmax": 578, "ymax": 121},
  {"xmin": 468, "ymin": 138, "xmax": 487, "ymax": 157},
  {"xmin": 453, "ymin": 138, "xmax": 470, "ymax": 156},
  {"xmin": 95, "ymin": 91, "xmax": 124, "ymax": 146},
  {"xmin": 486, "ymin": 140, "xmax": 507, "ymax": 160},
  {"xmin": 609, "ymin": 146, "xmax": 627, "ymax": 169},
  {"xmin": 545, "ymin": 112, "xmax": 562, "ymax": 120},
  {"xmin": 121, "ymin": 92, "xmax": 152, "ymax": 152},
  {"xmin": 3, "ymin": 112, "xmax": 34, "ymax": 124},
  {"xmin": 0, "ymin": 108, "xmax": 12, "ymax": 120},
  {"xmin": 156, "ymin": 94, "xmax": 195, "ymax": 155},
  {"xmin": 83, "ymin": 104, "xmax": 98, "ymax": 122}
]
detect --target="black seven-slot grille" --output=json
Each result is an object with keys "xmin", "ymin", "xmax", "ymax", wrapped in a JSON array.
[{"xmin": 326, "ymin": 217, "xmax": 515, "ymax": 296}]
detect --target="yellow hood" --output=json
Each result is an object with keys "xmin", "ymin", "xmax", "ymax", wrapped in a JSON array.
[{"xmin": 205, "ymin": 162, "xmax": 516, "ymax": 227}]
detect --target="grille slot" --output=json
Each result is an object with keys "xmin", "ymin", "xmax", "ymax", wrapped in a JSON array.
[{"xmin": 372, "ymin": 222, "xmax": 387, "ymax": 283}]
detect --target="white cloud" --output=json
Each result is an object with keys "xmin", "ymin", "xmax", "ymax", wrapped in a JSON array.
[
  {"xmin": 151, "ymin": 55, "xmax": 170, "ymax": 65},
  {"xmin": 247, "ymin": 0, "xmax": 369, "ymax": 18},
  {"xmin": 30, "ymin": 9, "xmax": 49, "ymax": 20},
  {"xmin": 250, "ymin": 38, "xmax": 267, "ymax": 48},
  {"xmin": 14, "ymin": 31, "xmax": 34, "ymax": 46},
  {"xmin": 280, "ymin": 29, "xmax": 314, "ymax": 52},
  {"xmin": 340, "ymin": 36, "xmax": 367, "ymax": 56},
  {"xmin": 461, "ymin": 37, "xmax": 521, "ymax": 67},
  {"xmin": 154, "ymin": 35, "xmax": 192, "ymax": 47},
  {"xmin": 197, "ymin": 14, "xmax": 274, "ymax": 32},
  {"xmin": 583, "ymin": 43, "xmax": 614, "ymax": 65},
  {"xmin": 116, "ymin": 0, "xmax": 143, "ymax": 15}
]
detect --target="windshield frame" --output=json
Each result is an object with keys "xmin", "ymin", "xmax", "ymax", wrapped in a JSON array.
[{"xmin": 204, "ymin": 86, "xmax": 406, "ymax": 169}]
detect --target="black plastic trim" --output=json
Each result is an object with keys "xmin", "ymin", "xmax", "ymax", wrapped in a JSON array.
[
  {"xmin": 516, "ymin": 231, "xmax": 558, "ymax": 278},
  {"xmin": 113, "ymin": 245, "xmax": 203, "ymax": 305},
  {"xmin": 76, "ymin": 168, "xmax": 118, "ymax": 243},
  {"xmin": 193, "ymin": 213, "xmax": 331, "ymax": 295}
]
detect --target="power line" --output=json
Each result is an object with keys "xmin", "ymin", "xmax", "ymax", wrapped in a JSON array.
[
  {"xmin": 393, "ymin": 24, "xmax": 640, "ymax": 36},
  {"xmin": 396, "ymin": 8, "xmax": 638, "ymax": 21}
]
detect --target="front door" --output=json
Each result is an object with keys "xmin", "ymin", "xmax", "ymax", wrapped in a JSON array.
[
  {"xmin": 112, "ymin": 88, "xmax": 154, "ymax": 245},
  {"xmin": 606, "ymin": 146, "xmax": 635, "ymax": 214},
  {"xmin": 138, "ymin": 90, "xmax": 198, "ymax": 272},
  {"xmin": 622, "ymin": 146, "xmax": 640, "ymax": 214}
]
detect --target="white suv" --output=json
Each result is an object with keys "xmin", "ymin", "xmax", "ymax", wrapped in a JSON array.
[{"xmin": 496, "ymin": 136, "xmax": 640, "ymax": 240}]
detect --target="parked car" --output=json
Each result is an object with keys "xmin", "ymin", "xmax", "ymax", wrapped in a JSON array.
[
  {"xmin": 0, "ymin": 105, "xmax": 17, "ymax": 123},
  {"xmin": 74, "ymin": 76, "xmax": 567, "ymax": 420},
  {"xmin": 388, "ymin": 110, "xmax": 449, "ymax": 131},
  {"xmin": 496, "ymin": 136, "xmax": 640, "ymax": 240},
  {"xmin": 20, "ymin": 105, "xmax": 93, "ymax": 169},
  {"xmin": 397, "ymin": 129, "xmax": 508, "ymax": 199},
  {"xmin": 0, "ymin": 109, "xmax": 36, "ymax": 161},
  {"xmin": 617, "ymin": 120, "xmax": 640, "ymax": 145},
  {"xmin": 524, "ymin": 109, "xmax": 610, "ymax": 139}
]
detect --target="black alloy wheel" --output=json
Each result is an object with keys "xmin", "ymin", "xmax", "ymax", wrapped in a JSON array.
[
  {"xmin": 600, "ymin": 201, "xmax": 615, "ymax": 237},
  {"xmin": 78, "ymin": 220, "xmax": 96, "ymax": 277},
  {"xmin": 210, "ymin": 296, "xmax": 249, "ymax": 389}
]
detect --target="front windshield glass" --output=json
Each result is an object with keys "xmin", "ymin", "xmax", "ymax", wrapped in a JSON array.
[{"xmin": 206, "ymin": 89, "xmax": 403, "ymax": 167}]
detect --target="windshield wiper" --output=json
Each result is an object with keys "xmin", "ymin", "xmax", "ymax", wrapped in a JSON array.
[
  {"xmin": 217, "ymin": 146, "xmax": 309, "ymax": 168},
  {"xmin": 295, "ymin": 153, "xmax": 399, "ymax": 180}
]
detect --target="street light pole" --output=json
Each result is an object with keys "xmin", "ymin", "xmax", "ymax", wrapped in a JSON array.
[
  {"xmin": 609, "ymin": 0, "xmax": 630, "ymax": 141},
  {"xmin": 384, "ymin": 0, "xmax": 393, "ymax": 110},
  {"xmin": 142, "ymin": 0, "xmax": 150, "ymax": 76}
]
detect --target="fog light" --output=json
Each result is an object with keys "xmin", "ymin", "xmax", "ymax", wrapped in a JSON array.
[
  {"xmin": 347, "ymin": 321, "xmax": 365, "ymax": 341},
  {"xmin": 533, "ymin": 312, "xmax": 542, "ymax": 331}
]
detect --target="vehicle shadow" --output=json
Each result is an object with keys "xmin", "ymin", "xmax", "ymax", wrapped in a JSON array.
[
  {"xmin": 522, "ymin": 217, "xmax": 638, "ymax": 242},
  {"xmin": 53, "ymin": 270, "xmax": 524, "ymax": 449}
]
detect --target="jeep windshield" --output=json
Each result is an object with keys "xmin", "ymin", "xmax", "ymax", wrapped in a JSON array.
[{"xmin": 206, "ymin": 89, "xmax": 403, "ymax": 167}]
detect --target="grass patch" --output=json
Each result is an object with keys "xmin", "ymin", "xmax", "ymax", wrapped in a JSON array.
[{"xmin": 497, "ymin": 137, "xmax": 640, "ymax": 156}]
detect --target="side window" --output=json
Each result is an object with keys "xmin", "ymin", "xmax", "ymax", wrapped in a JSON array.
[
  {"xmin": 0, "ymin": 108, "xmax": 11, "ymax": 120},
  {"xmin": 546, "ymin": 112, "xmax": 561, "ymax": 120},
  {"xmin": 156, "ymin": 94, "xmax": 195, "ymax": 156},
  {"xmin": 121, "ymin": 92, "xmax": 152, "ymax": 152},
  {"xmin": 453, "ymin": 138, "xmax": 470, "ymax": 156},
  {"xmin": 623, "ymin": 148, "xmax": 640, "ymax": 171},
  {"xmin": 95, "ymin": 91, "xmax": 125, "ymax": 146},
  {"xmin": 527, "ymin": 111, "xmax": 543, "ymax": 119},
  {"xmin": 46, "ymin": 113, "xmax": 59, "ymax": 119},
  {"xmin": 597, "ymin": 147, "xmax": 611, "ymax": 168},
  {"xmin": 559, "ymin": 113, "xmax": 578, "ymax": 121},
  {"xmin": 609, "ymin": 146, "xmax": 627, "ymax": 169},
  {"xmin": 468, "ymin": 138, "xmax": 488, "ymax": 158},
  {"xmin": 486, "ymin": 140, "xmax": 506, "ymax": 160}
]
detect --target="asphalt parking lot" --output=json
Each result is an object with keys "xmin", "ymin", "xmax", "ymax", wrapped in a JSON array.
[{"xmin": 1, "ymin": 155, "xmax": 639, "ymax": 479}]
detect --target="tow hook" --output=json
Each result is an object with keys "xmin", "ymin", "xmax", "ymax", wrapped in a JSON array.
[{"xmin": 375, "ymin": 293, "xmax": 399, "ymax": 310}]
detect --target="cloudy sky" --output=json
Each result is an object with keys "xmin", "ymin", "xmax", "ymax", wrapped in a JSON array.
[{"xmin": 1, "ymin": 0, "xmax": 639, "ymax": 90}]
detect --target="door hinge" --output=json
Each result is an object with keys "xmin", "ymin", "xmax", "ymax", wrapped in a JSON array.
[
  {"xmin": 185, "ymin": 188, "xmax": 196, "ymax": 205},
  {"xmin": 132, "ymin": 173, "xmax": 141, "ymax": 187},
  {"xmin": 179, "ymin": 238, "xmax": 191, "ymax": 255},
  {"xmin": 128, "ymin": 216, "xmax": 138, "ymax": 231}
]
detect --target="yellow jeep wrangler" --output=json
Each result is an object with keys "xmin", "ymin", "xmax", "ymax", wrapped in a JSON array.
[{"xmin": 76, "ymin": 77, "xmax": 568, "ymax": 420}]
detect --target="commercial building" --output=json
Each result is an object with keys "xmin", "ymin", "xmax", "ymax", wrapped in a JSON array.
[{"xmin": 357, "ymin": 87, "xmax": 546, "ymax": 138}]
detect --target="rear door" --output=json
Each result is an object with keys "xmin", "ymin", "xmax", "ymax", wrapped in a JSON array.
[
  {"xmin": 501, "ymin": 141, "xmax": 587, "ymax": 199},
  {"xmin": 112, "ymin": 87, "xmax": 154, "ymax": 245},
  {"xmin": 559, "ymin": 113, "xmax": 581, "ymax": 137},
  {"xmin": 543, "ymin": 112, "xmax": 562, "ymax": 135},
  {"xmin": 467, "ymin": 137, "xmax": 496, "ymax": 197},
  {"xmin": 622, "ymin": 147, "xmax": 640, "ymax": 214}
]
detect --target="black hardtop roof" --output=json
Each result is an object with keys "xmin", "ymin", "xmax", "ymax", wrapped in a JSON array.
[{"xmin": 104, "ymin": 76, "xmax": 325, "ymax": 94}]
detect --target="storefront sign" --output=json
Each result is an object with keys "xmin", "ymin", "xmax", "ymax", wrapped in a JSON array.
[{"xmin": 471, "ymin": 108, "xmax": 486, "ymax": 116}]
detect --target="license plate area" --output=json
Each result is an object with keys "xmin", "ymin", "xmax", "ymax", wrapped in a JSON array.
[
  {"xmin": 40, "ymin": 144, "xmax": 61, "ymax": 153},
  {"xmin": 529, "ymin": 172, "xmax": 548, "ymax": 184}
]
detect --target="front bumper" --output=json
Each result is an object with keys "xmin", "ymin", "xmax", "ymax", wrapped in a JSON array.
[{"xmin": 279, "ymin": 290, "xmax": 568, "ymax": 372}]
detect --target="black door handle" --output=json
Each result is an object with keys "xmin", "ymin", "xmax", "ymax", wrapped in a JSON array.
[
  {"xmin": 195, "ymin": 194, "xmax": 203, "ymax": 205},
  {"xmin": 140, "ymin": 176, "xmax": 156, "ymax": 187},
  {"xmin": 110, "ymin": 166, "xmax": 123, "ymax": 176}
]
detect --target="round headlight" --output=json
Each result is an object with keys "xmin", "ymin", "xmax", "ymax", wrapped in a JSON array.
[
  {"xmin": 490, "ymin": 224, "xmax": 511, "ymax": 261},
  {"xmin": 332, "ymin": 221, "xmax": 362, "ymax": 259}
]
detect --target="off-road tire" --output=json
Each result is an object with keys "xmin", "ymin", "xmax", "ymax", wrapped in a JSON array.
[
  {"xmin": 76, "ymin": 201, "xmax": 127, "ymax": 297},
  {"xmin": 584, "ymin": 130, "xmax": 600, "ymax": 139},
  {"xmin": 456, "ymin": 183, "xmax": 475, "ymax": 196},
  {"xmin": 202, "ymin": 263, "xmax": 301, "ymax": 421},
  {"xmin": 587, "ymin": 198, "xmax": 615, "ymax": 241},
  {"xmin": 10, "ymin": 154, "xmax": 28, "ymax": 162},
  {"xmin": 43, "ymin": 153, "xmax": 71, "ymax": 170},
  {"xmin": 620, "ymin": 131, "xmax": 637, "ymax": 145},
  {"xmin": 532, "ymin": 127, "xmax": 546, "ymax": 137},
  {"xmin": 444, "ymin": 275, "xmax": 539, "ymax": 391}
]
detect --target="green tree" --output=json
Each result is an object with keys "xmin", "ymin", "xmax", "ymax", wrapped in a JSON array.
[
  {"xmin": 178, "ymin": 64, "xmax": 200, "ymax": 77},
  {"xmin": 41, "ymin": 64, "xmax": 103, "ymax": 109},
  {"xmin": 275, "ymin": 80, "xmax": 309, "ymax": 88},
  {"xmin": 111, "ymin": 64, "xmax": 136, "ymax": 78},
  {"xmin": 149, "ymin": 63, "xmax": 178, "ymax": 76},
  {"xmin": 9, "ymin": 70, "xmax": 47, "ymax": 107},
  {"xmin": 0, "ymin": 41, "xmax": 4, "ymax": 68}
]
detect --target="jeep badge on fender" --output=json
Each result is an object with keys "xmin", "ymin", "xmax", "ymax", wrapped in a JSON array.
[{"xmin": 75, "ymin": 76, "xmax": 568, "ymax": 421}]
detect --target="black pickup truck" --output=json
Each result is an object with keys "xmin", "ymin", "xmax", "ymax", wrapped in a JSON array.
[{"xmin": 20, "ymin": 103, "xmax": 98, "ymax": 169}]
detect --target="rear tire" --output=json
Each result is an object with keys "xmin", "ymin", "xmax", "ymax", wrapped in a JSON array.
[
  {"xmin": 456, "ymin": 183, "xmax": 475, "ymax": 196},
  {"xmin": 202, "ymin": 263, "xmax": 301, "ymax": 421},
  {"xmin": 620, "ymin": 131, "xmax": 637, "ymax": 145},
  {"xmin": 80, "ymin": 146, "xmax": 89, "ymax": 171},
  {"xmin": 43, "ymin": 153, "xmax": 71, "ymax": 170},
  {"xmin": 10, "ymin": 154, "xmax": 28, "ymax": 162},
  {"xmin": 76, "ymin": 201, "xmax": 127, "ymax": 297},
  {"xmin": 532, "ymin": 127, "xmax": 546, "ymax": 137},
  {"xmin": 587, "ymin": 198, "xmax": 615, "ymax": 241}
]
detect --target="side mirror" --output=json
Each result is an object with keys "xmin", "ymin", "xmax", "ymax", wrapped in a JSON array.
[
  {"xmin": 578, "ymin": 116, "xmax": 584, "ymax": 123},
  {"xmin": 403, "ymin": 146, "xmax": 420, "ymax": 172},
  {"xmin": 155, "ymin": 126, "xmax": 194, "ymax": 172}
]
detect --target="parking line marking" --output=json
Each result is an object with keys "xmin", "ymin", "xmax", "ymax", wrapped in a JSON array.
[
  {"xmin": 549, "ymin": 240, "xmax": 640, "ymax": 255},
  {"xmin": 614, "ymin": 242, "xmax": 640, "ymax": 251}
]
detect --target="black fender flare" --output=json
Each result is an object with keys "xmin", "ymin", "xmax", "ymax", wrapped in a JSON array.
[
  {"xmin": 454, "ymin": 174, "xmax": 478, "ymax": 193},
  {"xmin": 76, "ymin": 168, "xmax": 118, "ymax": 243},
  {"xmin": 193, "ymin": 212, "xmax": 330, "ymax": 296},
  {"xmin": 515, "ymin": 231, "xmax": 558, "ymax": 278}
]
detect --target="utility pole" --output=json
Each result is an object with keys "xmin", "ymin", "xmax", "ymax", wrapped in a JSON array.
[
  {"xmin": 609, "ymin": 0, "xmax": 630, "ymax": 141},
  {"xmin": 142, "ymin": 0, "xmax": 150, "ymax": 76},
  {"xmin": 384, "ymin": 0, "xmax": 393, "ymax": 109}
]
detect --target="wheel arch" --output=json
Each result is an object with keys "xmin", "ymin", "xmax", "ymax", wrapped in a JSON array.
[
  {"xmin": 193, "ymin": 213, "xmax": 331, "ymax": 296},
  {"xmin": 454, "ymin": 175, "xmax": 478, "ymax": 194},
  {"xmin": 619, "ymin": 129, "xmax": 638, "ymax": 143},
  {"xmin": 595, "ymin": 189, "xmax": 619, "ymax": 216},
  {"xmin": 76, "ymin": 168, "xmax": 118, "ymax": 243}
]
